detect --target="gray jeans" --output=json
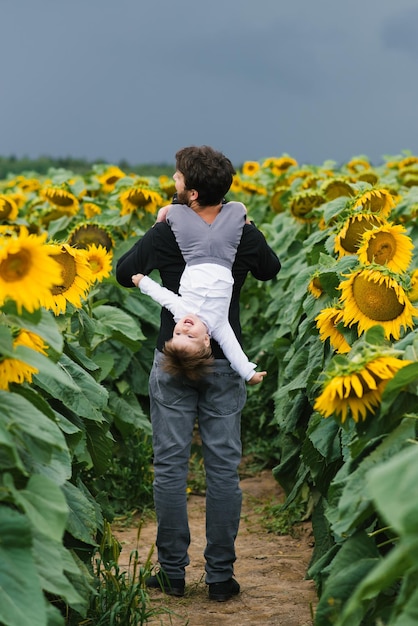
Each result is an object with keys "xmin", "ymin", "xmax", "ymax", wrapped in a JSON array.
[{"xmin": 149, "ymin": 350, "xmax": 246, "ymax": 583}]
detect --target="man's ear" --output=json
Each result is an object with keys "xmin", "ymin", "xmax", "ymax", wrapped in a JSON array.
[
  {"xmin": 189, "ymin": 189, "xmax": 198, "ymax": 202},
  {"xmin": 204, "ymin": 334, "xmax": 210, "ymax": 347}
]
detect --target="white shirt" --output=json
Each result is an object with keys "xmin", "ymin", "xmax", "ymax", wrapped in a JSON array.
[{"xmin": 139, "ymin": 263, "xmax": 256, "ymax": 381}]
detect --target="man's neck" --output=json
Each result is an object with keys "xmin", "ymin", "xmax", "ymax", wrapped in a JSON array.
[{"xmin": 189, "ymin": 200, "xmax": 222, "ymax": 224}]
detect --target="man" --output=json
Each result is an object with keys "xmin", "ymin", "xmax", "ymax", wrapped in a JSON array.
[{"xmin": 116, "ymin": 145, "xmax": 281, "ymax": 601}]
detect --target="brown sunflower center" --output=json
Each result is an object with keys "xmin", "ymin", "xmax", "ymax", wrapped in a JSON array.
[
  {"xmin": 324, "ymin": 181, "xmax": 354, "ymax": 200},
  {"xmin": 366, "ymin": 232, "xmax": 396, "ymax": 264},
  {"xmin": 50, "ymin": 251, "xmax": 77, "ymax": 295},
  {"xmin": 291, "ymin": 193, "xmax": 324, "ymax": 216},
  {"xmin": 0, "ymin": 199, "xmax": 14, "ymax": 219},
  {"xmin": 127, "ymin": 189, "xmax": 148, "ymax": 207},
  {"xmin": 364, "ymin": 194, "xmax": 388, "ymax": 213},
  {"xmin": 352, "ymin": 275, "xmax": 405, "ymax": 321},
  {"xmin": 45, "ymin": 191, "xmax": 75, "ymax": 207},
  {"xmin": 105, "ymin": 175, "xmax": 122, "ymax": 185},
  {"xmin": 0, "ymin": 250, "xmax": 31, "ymax": 281},
  {"xmin": 69, "ymin": 226, "xmax": 113, "ymax": 251},
  {"xmin": 340, "ymin": 216, "xmax": 381, "ymax": 253},
  {"xmin": 312, "ymin": 277, "xmax": 323, "ymax": 291}
]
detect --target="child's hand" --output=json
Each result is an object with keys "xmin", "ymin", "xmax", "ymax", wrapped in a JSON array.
[
  {"xmin": 155, "ymin": 205, "xmax": 172, "ymax": 223},
  {"xmin": 248, "ymin": 371, "xmax": 267, "ymax": 385},
  {"xmin": 132, "ymin": 273, "xmax": 144, "ymax": 287}
]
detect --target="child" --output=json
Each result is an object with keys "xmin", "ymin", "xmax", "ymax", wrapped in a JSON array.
[{"xmin": 132, "ymin": 202, "xmax": 267, "ymax": 385}]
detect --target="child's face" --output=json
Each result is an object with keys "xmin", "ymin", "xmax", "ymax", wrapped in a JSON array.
[{"xmin": 172, "ymin": 314, "xmax": 210, "ymax": 351}]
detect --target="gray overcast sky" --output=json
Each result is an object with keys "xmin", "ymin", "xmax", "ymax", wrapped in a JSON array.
[{"xmin": 2, "ymin": 0, "xmax": 418, "ymax": 167}]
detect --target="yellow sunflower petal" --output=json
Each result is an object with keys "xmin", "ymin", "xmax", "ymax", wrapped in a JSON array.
[
  {"xmin": 357, "ymin": 223, "xmax": 413, "ymax": 273},
  {"xmin": 339, "ymin": 269, "xmax": 417, "ymax": 340},
  {"xmin": 0, "ymin": 231, "xmax": 62, "ymax": 313}
]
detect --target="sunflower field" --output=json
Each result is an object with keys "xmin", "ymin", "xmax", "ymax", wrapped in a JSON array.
[{"xmin": 1, "ymin": 153, "xmax": 418, "ymax": 625}]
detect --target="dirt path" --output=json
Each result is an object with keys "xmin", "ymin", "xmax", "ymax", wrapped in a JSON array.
[{"xmin": 114, "ymin": 470, "xmax": 317, "ymax": 625}]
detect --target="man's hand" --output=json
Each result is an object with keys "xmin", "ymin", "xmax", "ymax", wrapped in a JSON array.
[
  {"xmin": 132, "ymin": 273, "xmax": 145, "ymax": 287},
  {"xmin": 248, "ymin": 371, "xmax": 267, "ymax": 385}
]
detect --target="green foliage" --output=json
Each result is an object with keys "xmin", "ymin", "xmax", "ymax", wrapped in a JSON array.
[
  {"xmin": 330, "ymin": 445, "xmax": 418, "ymax": 626},
  {"xmin": 227, "ymin": 155, "xmax": 418, "ymax": 624},
  {"xmin": 256, "ymin": 497, "xmax": 307, "ymax": 537},
  {"xmin": 2, "ymin": 153, "xmax": 418, "ymax": 625},
  {"xmin": 82, "ymin": 431, "xmax": 154, "ymax": 519},
  {"xmin": 0, "ymin": 155, "xmax": 174, "ymax": 179},
  {"xmin": 75, "ymin": 522, "xmax": 170, "ymax": 626}
]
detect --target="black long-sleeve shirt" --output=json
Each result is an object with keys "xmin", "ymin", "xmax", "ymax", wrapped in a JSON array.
[{"xmin": 116, "ymin": 222, "xmax": 281, "ymax": 357}]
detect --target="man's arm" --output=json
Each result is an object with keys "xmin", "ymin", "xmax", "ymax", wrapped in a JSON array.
[
  {"xmin": 116, "ymin": 223, "xmax": 185, "ymax": 290},
  {"xmin": 234, "ymin": 224, "xmax": 281, "ymax": 281},
  {"xmin": 116, "ymin": 229, "xmax": 159, "ymax": 287},
  {"xmin": 115, "ymin": 220, "xmax": 280, "ymax": 356}
]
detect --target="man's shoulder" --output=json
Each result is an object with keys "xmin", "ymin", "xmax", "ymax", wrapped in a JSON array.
[
  {"xmin": 239, "ymin": 223, "xmax": 265, "ymax": 244},
  {"xmin": 149, "ymin": 222, "xmax": 176, "ymax": 239},
  {"xmin": 148, "ymin": 222, "xmax": 181, "ymax": 253}
]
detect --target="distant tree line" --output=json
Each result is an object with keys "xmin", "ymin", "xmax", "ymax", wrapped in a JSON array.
[{"xmin": 0, "ymin": 155, "xmax": 174, "ymax": 179}]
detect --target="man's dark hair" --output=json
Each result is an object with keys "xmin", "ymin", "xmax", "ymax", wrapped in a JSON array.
[
  {"xmin": 175, "ymin": 145, "xmax": 235, "ymax": 206},
  {"xmin": 162, "ymin": 339, "xmax": 214, "ymax": 380}
]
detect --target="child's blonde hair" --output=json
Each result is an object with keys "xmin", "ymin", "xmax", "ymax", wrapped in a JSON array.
[{"xmin": 162, "ymin": 340, "xmax": 214, "ymax": 380}]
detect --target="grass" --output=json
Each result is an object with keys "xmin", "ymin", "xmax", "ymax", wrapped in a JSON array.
[{"xmin": 75, "ymin": 522, "xmax": 171, "ymax": 626}]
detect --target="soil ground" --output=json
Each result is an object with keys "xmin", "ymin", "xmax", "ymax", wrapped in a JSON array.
[{"xmin": 114, "ymin": 469, "xmax": 317, "ymax": 625}]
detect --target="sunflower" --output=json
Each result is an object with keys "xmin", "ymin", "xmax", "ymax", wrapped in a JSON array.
[
  {"xmin": 0, "ymin": 328, "xmax": 48, "ymax": 390},
  {"xmin": 18, "ymin": 176, "xmax": 43, "ymax": 193},
  {"xmin": 315, "ymin": 306, "xmax": 351, "ymax": 354},
  {"xmin": 40, "ymin": 243, "xmax": 94, "ymax": 315},
  {"xmin": 262, "ymin": 156, "xmax": 298, "ymax": 175},
  {"xmin": 97, "ymin": 166, "xmax": 127, "ymax": 193},
  {"xmin": 398, "ymin": 156, "xmax": 418, "ymax": 169},
  {"xmin": 0, "ymin": 230, "xmax": 62, "ymax": 313},
  {"xmin": 352, "ymin": 188, "xmax": 396, "ymax": 218},
  {"xmin": 301, "ymin": 175, "xmax": 324, "ymax": 190},
  {"xmin": 41, "ymin": 185, "xmax": 80, "ymax": 213},
  {"xmin": 241, "ymin": 161, "xmax": 260, "ymax": 177},
  {"xmin": 84, "ymin": 244, "xmax": 113, "ymax": 282},
  {"xmin": 0, "ymin": 194, "xmax": 19, "ymax": 221},
  {"xmin": 119, "ymin": 185, "xmax": 165, "ymax": 216},
  {"xmin": 83, "ymin": 201, "xmax": 102, "ymax": 218},
  {"xmin": 407, "ymin": 269, "xmax": 418, "ymax": 302},
  {"xmin": 346, "ymin": 157, "xmax": 371, "ymax": 174},
  {"xmin": 321, "ymin": 178, "xmax": 355, "ymax": 201},
  {"xmin": 0, "ymin": 225, "xmax": 20, "ymax": 238},
  {"xmin": 17, "ymin": 329, "xmax": 48, "ymax": 355},
  {"xmin": 314, "ymin": 354, "xmax": 411, "ymax": 423},
  {"xmin": 68, "ymin": 223, "xmax": 114, "ymax": 252},
  {"xmin": 355, "ymin": 171, "xmax": 379, "ymax": 186},
  {"xmin": 334, "ymin": 213, "xmax": 385, "ymax": 257},
  {"xmin": 290, "ymin": 191, "xmax": 326, "ymax": 222},
  {"xmin": 356, "ymin": 223, "xmax": 413, "ymax": 273},
  {"xmin": 339, "ymin": 268, "xmax": 417, "ymax": 340},
  {"xmin": 230, "ymin": 175, "xmax": 243, "ymax": 194},
  {"xmin": 270, "ymin": 186, "xmax": 290, "ymax": 213},
  {"xmin": 286, "ymin": 169, "xmax": 311, "ymax": 185},
  {"xmin": 6, "ymin": 191, "xmax": 27, "ymax": 211},
  {"xmin": 308, "ymin": 274, "xmax": 324, "ymax": 299},
  {"xmin": 237, "ymin": 180, "xmax": 267, "ymax": 196},
  {"xmin": 158, "ymin": 175, "xmax": 176, "ymax": 198},
  {"xmin": 398, "ymin": 167, "xmax": 418, "ymax": 188}
]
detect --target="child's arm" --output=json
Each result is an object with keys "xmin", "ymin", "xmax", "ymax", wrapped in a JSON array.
[
  {"xmin": 155, "ymin": 204, "xmax": 175, "ymax": 224},
  {"xmin": 211, "ymin": 322, "xmax": 266, "ymax": 385},
  {"xmin": 132, "ymin": 273, "xmax": 184, "ymax": 318},
  {"xmin": 247, "ymin": 371, "xmax": 267, "ymax": 385}
]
